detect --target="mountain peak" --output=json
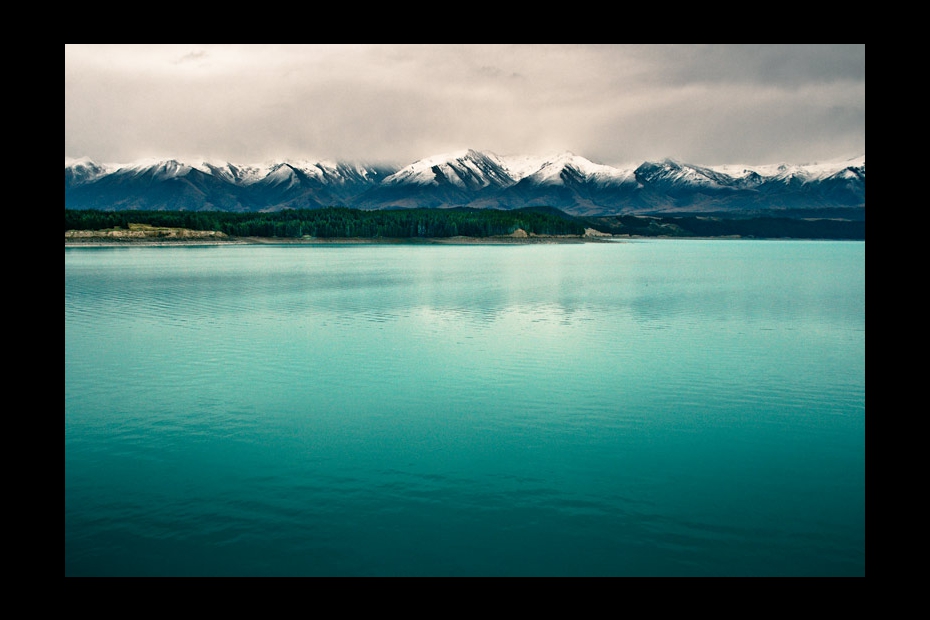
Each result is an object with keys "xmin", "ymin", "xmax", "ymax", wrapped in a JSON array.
[{"xmin": 65, "ymin": 150, "xmax": 865, "ymax": 216}]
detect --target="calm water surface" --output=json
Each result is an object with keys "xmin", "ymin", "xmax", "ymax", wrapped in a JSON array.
[{"xmin": 65, "ymin": 240, "xmax": 865, "ymax": 576}]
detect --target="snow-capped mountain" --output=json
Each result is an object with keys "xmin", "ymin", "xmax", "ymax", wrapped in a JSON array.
[
  {"xmin": 381, "ymin": 149, "xmax": 513, "ymax": 189},
  {"xmin": 64, "ymin": 151, "xmax": 865, "ymax": 217},
  {"xmin": 64, "ymin": 157, "xmax": 115, "ymax": 186}
]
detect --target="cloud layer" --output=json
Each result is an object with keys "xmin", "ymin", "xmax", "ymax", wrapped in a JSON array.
[{"xmin": 65, "ymin": 44, "xmax": 865, "ymax": 167}]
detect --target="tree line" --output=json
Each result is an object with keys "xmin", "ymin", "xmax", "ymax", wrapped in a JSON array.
[
  {"xmin": 588, "ymin": 214, "xmax": 865, "ymax": 240},
  {"xmin": 64, "ymin": 207, "xmax": 865, "ymax": 240},
  {"xmin": 64, "ymin": 206, "xmax": 586, "ymax": 238}
]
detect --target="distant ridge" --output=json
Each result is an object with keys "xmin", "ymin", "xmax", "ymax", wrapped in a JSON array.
[{"xmin": 65, "ymin": 150, "xmax": 865, "ymax": 218}]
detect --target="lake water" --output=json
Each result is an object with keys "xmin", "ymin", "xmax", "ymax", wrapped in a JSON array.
[{"xmin": 65, "ymin": 240, "xmax": 865, "ymax": 576}]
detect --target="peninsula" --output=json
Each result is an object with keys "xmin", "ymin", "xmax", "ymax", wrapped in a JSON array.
[{"xmin": 64, "ymin": 223, "xmax": 610, "ymax": 246}]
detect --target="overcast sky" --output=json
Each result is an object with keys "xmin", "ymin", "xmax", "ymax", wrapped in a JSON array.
[{"xmin": 65, "ymin": 44, "xmax": 865, "ymax": 168}]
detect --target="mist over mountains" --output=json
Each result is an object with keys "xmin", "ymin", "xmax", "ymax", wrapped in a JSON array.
[{"xmin": 65, "ymin": 149, "xmax": 865, "ymax": 218}]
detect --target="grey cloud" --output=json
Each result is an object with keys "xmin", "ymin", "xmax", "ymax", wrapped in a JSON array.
[
  {"xmin": 635, "ymin": 44, "xmax": 865, "ymax": 87},
  {"xmin": 65, "ymin": 44, "xmax": 865, "ymax": 168}
]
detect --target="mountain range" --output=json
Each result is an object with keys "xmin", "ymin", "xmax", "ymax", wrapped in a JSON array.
[{"xmin": 65, "ymin": 149, "xmax": 865, "ymax": 218}]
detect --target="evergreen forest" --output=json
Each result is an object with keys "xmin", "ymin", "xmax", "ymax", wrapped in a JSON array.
[
  {"xmin": 64, "ymin": 206, "xmax": 865, "ymax": 240},
  {"xmin": 64, "ymin": 206, "xmax": 585, "ymax": 239}
]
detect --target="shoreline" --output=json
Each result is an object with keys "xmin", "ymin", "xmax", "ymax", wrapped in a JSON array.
[
  {"xmin": 64, "ymin": 234, "xmax": 614, "ymax": 247},
  {"xmin": 65, "ymin": 234, "xmax": 859, "ymax": 247},
  {"xmin": 65, "ymin": 230, "xmax": 860, "ymax": 246}
]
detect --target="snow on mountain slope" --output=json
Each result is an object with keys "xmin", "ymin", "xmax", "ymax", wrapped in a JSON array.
[
  {"xmin": 258, "ymin": 163, "xmax": 304, "ymax": 189},
  {"xmin": 310, "ymin": 160, "xmax": 395, "ymax": 186},
  {"xmin": 65, "ymin": 150, "xmax": 865, "ymax": 215},
  {"xmin": 109, "ymin": 159, "xmax": 198, "ymax": 180},
  {"xmin": 202, "ymin": 162, "xmax": 273, "ymax": 185},
  {"xmin": 382, "ymin": 149, "xmax": 513, "ymax": 189},
  {"xmin": 523, "ymin": 152, "xmax": 581, "ymax": 185},
  {"xmin": 495, "ymin": 151, "xmax": 634, "ymax": 187},
  {"xmin": 64, "ymin": 157, "xmax": 116, "ymax": 185},
  {"xmin": 66, "ymin": 152, "xmax": 865, "ymax": 188},
  {"xmin": 496, "ymin": 153, "xmax": 557, "ymax": 182},
  {"xmin": 635, "ymin": 159, "xmax": 740, "ymax": 190},
  {"xmin": 710, "ymin": 154, "xmax": 865, "ymax": 184}
]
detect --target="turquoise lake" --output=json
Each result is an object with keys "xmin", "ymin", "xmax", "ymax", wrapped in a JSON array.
[{"xmin": 65, "ymin": 240, "xmax": 865, "ymax": 576}]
